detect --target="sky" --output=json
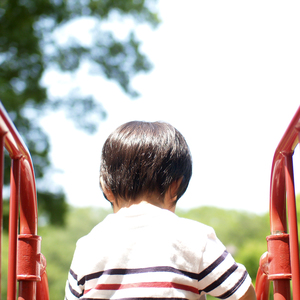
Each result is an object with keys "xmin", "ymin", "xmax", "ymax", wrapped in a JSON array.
[{"xmin": 41, "ymin": 1, "xmax": 300, "ymax": 215}]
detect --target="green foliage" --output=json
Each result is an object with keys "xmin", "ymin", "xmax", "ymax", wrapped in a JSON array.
[
  {"xmin": 0, "ymin": 0, "xmax": 160, "ymax": 225},
  {"xmin": 37, "ymin": 190, "xmax": 68, "ymax": 226}
]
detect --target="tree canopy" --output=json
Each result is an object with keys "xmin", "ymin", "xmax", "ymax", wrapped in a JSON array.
[{"xmin": 0, "ymin": 0, "xmax": 160, "ymax": 224}]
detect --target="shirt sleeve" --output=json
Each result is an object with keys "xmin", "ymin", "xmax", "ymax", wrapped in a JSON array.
[
  {"xmin": 64, "ymin": 239, "xmax": 86, "ymax": 300},
  {"xmin": 64, "ymin": 269, "xmax": 84, "ymax": 300},
  {"xmin": 198, "ymin": 228, "xmax": 252, "ymax": 300}
]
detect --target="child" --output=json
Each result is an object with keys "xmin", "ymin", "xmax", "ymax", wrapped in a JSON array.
[{"xmin": 65, "ymin": 121, "xmax": 256, "ymax": 300}]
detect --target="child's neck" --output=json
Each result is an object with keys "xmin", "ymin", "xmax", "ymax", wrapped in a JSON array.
[{"xmin": 112, "ymin": 196, "xmax": 176, "ymax": 213}]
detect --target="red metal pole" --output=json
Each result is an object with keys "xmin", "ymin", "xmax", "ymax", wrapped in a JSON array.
[
  {"xmin": 19, "ymin": 157, "xmax": 38, "ymax": 235},
  {"xmin": 0, "ymin": 132, "xmax": 5, "ymax": 298},
  {"xmin": 255, "ymin": 252, "xmax": 270, "ymax": 300},
  {"xmin": 7, "ymin": 158, "xmax": 20, "ymax": 300},
  {"xmin": 284, "ymin": 153, "xmax": 300, "ymax": 300},
  {"xmin": 270, "ymin": 157, "xmax": 287, "ymax": 234},
  {"xmin": 36, "ymin": 255, "xmax": 50, "ymax": 300},
  {"xmin": 18, "ymin": 281, "xmax": 36, "ymax": 300},
  {"xmin": 273, "ymin": 281, "xmax": 291, "ymax": 300},
  {"xmin": 269, "ymin": 155, "xmax": 291, "ymax": 300},
  {"xmin": 18, "ymin": 156, "xmax": 40, "ymax": 300}
]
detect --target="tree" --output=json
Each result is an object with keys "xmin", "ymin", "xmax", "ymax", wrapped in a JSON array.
[{"xmin": 0, "ymin": 0, "xmax": 160, "ymax": 225}]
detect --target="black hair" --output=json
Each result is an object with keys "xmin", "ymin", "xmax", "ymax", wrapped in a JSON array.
[{"xmin": 100, "ymin": 121, "xmax": 192, "ymax": 203}]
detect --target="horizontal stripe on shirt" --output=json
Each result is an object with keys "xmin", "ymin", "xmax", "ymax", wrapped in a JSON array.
[
  {"xmin": 73, "ymin": 265, "xmax": 201, "ymax": 287},
  {"xmin": 71, "ymin": 250, "xmax": 229, "ymax": 287},
  {"xmin": 84, "ymin": 282, "xmax": 199, "ymax": 294},
  {"xmin": 68, "ymin": 249, "xmax": 248, "ymax": 299},
  {"xmin": 80, "ymin": 298, "xmax": 189, "ymax": 300}
]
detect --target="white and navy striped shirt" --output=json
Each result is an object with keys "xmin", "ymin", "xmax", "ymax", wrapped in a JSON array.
[{"xmin": 65, "ymin": 203, "xmax": 251, "ymax": 300}]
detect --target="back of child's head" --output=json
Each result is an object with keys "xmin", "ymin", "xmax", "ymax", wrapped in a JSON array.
[{"xmin": 100, "ymin": 121, "xmax": 192, "ymax": 204}]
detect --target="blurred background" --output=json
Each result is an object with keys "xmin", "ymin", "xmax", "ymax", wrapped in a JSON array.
[{"xmin": 1, "ymin": 0, "xmax": 300, "ymax": 299}]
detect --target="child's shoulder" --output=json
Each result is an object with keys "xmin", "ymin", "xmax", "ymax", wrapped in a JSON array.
[{"xmin": 173, "ymin": 212, "xmax": 217, "ymax": 237}]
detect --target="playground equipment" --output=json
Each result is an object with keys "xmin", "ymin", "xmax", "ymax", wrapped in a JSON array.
[
  {"xmin": 255, "ymin": 106, "xmax": 300, "ymax": 300},
  {"xmin": 0, "ymin": 102, "xmax": 49, "ymax": 300},
  {"xmin": 0, "ymin": 100, "xmax": 300, "ymax": 300}
]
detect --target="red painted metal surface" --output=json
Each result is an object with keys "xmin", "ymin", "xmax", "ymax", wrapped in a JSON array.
[
  {"xmin": 0, "ymin": 131, "xmax": 5, "ymax": 297},
  {"xmin": 285, "ymin": 154, "xmax": 300, "ymax": 299},
  {"xmin": 255, "ymin": 252, "xmax": 270, "ymax": 300},
  {"xmin": 8, "ymin": 159, "xmax": 20, "ymax": 300},
  {"xmin": 0, "ymin": 102, "xmax": 50, "ymax": 300},
  {"xmin": 36, "ymin": 255, "xmax": 50, "ymax": 300},
  {"xmin": 256, "ymin": 106, "xmax": 300, "ymax": 300}
]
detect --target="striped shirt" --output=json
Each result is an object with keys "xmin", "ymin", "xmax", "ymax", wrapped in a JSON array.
[{"xmin": 65, "ymin": 203, "xmax": 251, "ymax": 300}]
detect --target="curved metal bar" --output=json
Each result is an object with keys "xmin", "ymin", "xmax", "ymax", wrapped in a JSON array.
[
  {"xmin": 0, "ymin": 102, "xmax": 48, "ymax": 300},
  {"xmin": 0, "ymin": 103, "xmax": 31, "ymax": 161},
  {"xmin": 0, "ymin": 102, "xmax": 38, "ymax": 236},
  {"xmin": 270, "ymin": 106, "xmax": 300, "ymax": 234},
  {"xmin": 267, "ymin": 106, "xmax": 300, "ymax": 300}
]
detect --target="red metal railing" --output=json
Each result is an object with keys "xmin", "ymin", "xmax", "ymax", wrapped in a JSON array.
[
  {"xmin": 256, "ymin": 106, "xmax": 300, "ymax": 300},
  {"xmin": 0, "ymin": 102, "xmax": 49, "ymax": 300}
]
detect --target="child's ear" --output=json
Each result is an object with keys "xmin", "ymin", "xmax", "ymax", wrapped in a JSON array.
[
  {"xmin": 103, "ymin": 188, "xmax": 115, "ymax": 203},
  {"xmin": 100, "ymin": 177, "xmax": 115, "ymax": 203},
  {"xmin": 169, "ymin": 177, "xmax": 183, "ymax": 200},
  {"xmin": 164, "ymin": 178, "xmax": 183, "ymax": 211}
]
